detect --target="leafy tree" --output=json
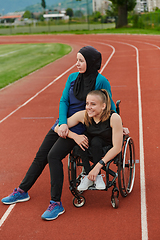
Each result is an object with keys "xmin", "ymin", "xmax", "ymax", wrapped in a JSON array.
[
  {"xmin": 110, "ymin": 0, "xmax": 136, "ymax": 28},
  {"xmin": 39, "ymin": 14, "xmax": 45, "ymax": 21},
  {"xmin": 92, "ymin": 11, "xmax": 102, "ymax": 22},
  {"xmin": 41, "ymin": 0, "xmax": 46, "ymax": 9},
  {"xmin": 66, "ymin": 8, "xmax": 74, "ymax": 20},
  {"xmin": 23, "ymin": 11, "xmax": 32, "ymax": 19},
  {"xmin": 74, "ymin": 10, "xmax": 83, "ymax": 18}
]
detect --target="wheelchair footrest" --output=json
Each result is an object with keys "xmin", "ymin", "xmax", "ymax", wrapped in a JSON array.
[{"xmin": 88, "ymin": 184, "xmax": 96, "ymax": 190}]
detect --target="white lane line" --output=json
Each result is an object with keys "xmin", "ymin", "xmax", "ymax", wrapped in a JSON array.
[
  {"xmin": 126, "ymin": 39, "xmax": 160, "ymax": 50},
  {"xmin": 21, "ymin": 117, "xmax": 54, "ymax": 119},
  {"xmin": 0, "ymin": 50, "xmax": 20, "ymax": 57},
  {"xmin": 0, "ymin": 63, "xmax": 76, "ymax": 124},
  {"xmin": 133, "ymin": 43, "xmax": 148, "ymax": 240},
  {"xmin": 0, "ymin": 204, "xmax": 16, "ymax": 228},
  {"xmin": 0, "ymin": 45, "xmax": 37, "ymax": 57},
  {"xmin": 107, "ymin": 40, "xmax": 148, "ymax": 240},
  {"xmin": 99, "ymin": 43, "xmax": 115, "ymax": 74}
]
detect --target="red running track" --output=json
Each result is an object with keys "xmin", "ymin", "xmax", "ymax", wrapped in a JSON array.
[{"xmin": 0, "ymin": 34, "xmax": 160, "ymax": 240}]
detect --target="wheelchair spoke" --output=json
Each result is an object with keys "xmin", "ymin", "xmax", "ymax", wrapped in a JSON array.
[{"xmin": 118, "ymin": 136, "xmax": 136, "ymax": 197}]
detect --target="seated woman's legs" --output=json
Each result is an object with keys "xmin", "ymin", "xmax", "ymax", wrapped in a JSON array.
[
  {"xmin": 47, "ymin": 137, "xmax": 76, "ymax": 202},
  {"xmin": 90, "ymin": 136, "xmax": 105, "ymax": 167},
  {"xmin": 1, "ymin": 129, "xmax": 59, "ymax": 205},
  {"xmin": 89, "ymin": 137, "xmax": 106, "ymax": 190},
  {"xmin": 41, "ymin": 137, "xmax": 76, "ymax": 221},
  {"xmin": 76, "ymin": 147, "xmax": 94, "ymax": 191},
  {"xmin": 19, "ymin": 129, "xmax": 59, "ymax": 192},
  {"xmin": 77, "ymin": 148, "xmax": 91, "ymax": 175}
]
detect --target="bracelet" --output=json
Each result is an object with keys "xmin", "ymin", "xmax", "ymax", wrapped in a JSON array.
[{"xmin": 99, "ymin": 159, "xmax": 105, "ymax": 167}]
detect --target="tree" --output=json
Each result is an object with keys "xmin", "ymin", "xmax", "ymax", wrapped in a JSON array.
[
  {"xmin": 66, "ymin": 8, "xmax": 74, "ymax": 21},
  {"xmin": 74, "ymin": 10, "xmax": 83, "ymax": 18},
  {"xmin": 23, "ymin": 11, "xmax": 32, "ymax": 19},
  {"xmin": 92, "ymin": 11, "xmax": 102, "ymax": 22},
  {"xmin": 41, "ymin": 0, "xmax": 46, "ymax": 10},
  {"xmin": 110, "ymin": 0, "xmax": 136, "ymax": 28}
]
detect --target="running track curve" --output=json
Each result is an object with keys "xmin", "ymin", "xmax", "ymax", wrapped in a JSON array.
[{"xmin": 0, "ymin": 34, "xmax": 160, "ymax": 240}]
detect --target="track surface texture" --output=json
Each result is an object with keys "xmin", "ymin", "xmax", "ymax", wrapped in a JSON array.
[{"xmin": 0, "ymin": 34, "xmax": 160, "ymax": 240}]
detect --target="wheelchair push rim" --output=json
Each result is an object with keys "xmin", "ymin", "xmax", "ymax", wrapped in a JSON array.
[{"xmin": 118, "ymin": 136, "xmax": 135, "ymax": 197}]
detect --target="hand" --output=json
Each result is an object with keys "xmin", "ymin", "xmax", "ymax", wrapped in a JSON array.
[
  {"xmin": 73, "ymin": 134, "xmax": 89, "ymax": 151},
  {"xmin": 123, "ymin": 127, "xmax": 129, "ymax": 135},
  {"xmin": 57, "ymin": 124, "xmax": 69, "ymax": 138},
  {"xmin": 88, "ymin": 163, "xmax": 102, "ymax": 181}
]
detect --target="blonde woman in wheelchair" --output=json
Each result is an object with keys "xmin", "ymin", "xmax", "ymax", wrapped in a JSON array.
[{"xmin": 55, "ymin": 89, "xmax": 123, "ymax": 191}]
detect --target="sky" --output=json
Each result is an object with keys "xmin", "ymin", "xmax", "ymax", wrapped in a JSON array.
[{"xmin": 0, "ymin": 0, "xmax": 57, "ymax": 15}]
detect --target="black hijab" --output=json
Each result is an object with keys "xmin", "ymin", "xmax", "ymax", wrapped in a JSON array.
[{"xmin": 73, "ymin": 46, "xmax": 102, "ymax": 101}]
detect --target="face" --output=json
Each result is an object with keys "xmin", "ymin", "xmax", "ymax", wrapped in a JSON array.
[
  {"xmin": 86, "ymin": 94, "xmax": 106, "ymax": 120},
  {"xmin": 76, "ymin": 53, "xmax": 87, "ymax": 73}
]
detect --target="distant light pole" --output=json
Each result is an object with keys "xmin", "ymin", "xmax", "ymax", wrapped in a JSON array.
[
  {"xmin": 86, "ymin": 0, "xmax": 89, "ymax": 30},
  {"xmin": 59, "ymin": 3, "xmax": 61, "ymax": 13},
  {"xmin": 76, "ymin": 0, "xmax": 89, "ymax": 30}
]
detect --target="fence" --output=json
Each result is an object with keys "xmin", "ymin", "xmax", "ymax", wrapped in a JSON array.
[{"xmin": 0, "ymin": 22, "xmax": 115, "ymax": 35}]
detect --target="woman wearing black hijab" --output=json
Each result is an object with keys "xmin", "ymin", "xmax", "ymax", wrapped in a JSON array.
[
  {"xmin": 58, "ymin": 46, "xmax": 116, "ymax": 138},
  {"xmin": 2, "ymin": 46, "xmax": 116, "ymax": 221}
]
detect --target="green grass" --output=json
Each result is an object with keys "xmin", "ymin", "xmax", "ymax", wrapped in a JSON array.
[
  {"xmin": 0, "ymin": 43, "xmax": 71, "ymax": 89},
  {"xmin": 0, "ymin": 22, "xmax": 160, "ymax": 35},
  {"xmin": 0, "ymin": 26, "xmax": 159, "ymax": 89},
  {"xmin": 56, "ymin": 27, "xmax": 160, "ymax": 35}
]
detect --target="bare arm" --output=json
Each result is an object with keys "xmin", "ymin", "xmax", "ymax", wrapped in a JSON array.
[
  {"xmin": 67, "ymin": 110, "xmax": 85, "ymax": 128},
  {"xmin": 54, "ymin": 110, "xmax": 85, "ymax": 133},
  {"xmin": 88, "ymin": 113, "xmax": 123, "ymax": 181},
  {"xmin": 67, "ymin": 130, "xmax": 89, "ymax": 150},
  {"xmin": 54, "ymin": 110, "xmax": 88, "ymax": 150}
]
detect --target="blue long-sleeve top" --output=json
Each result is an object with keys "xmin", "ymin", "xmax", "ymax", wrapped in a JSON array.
[{"xmin": 52, "ymin": 72, "xmax": 116, "ymax": 134}]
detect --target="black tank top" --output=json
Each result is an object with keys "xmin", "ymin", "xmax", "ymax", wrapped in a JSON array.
[{"xmin": 86, "ymin": 111, "xmax": 114, "ymax": 146}]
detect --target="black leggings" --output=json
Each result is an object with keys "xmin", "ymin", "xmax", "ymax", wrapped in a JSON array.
[
  {"xmin": 78, "ymin": 136, "xmax": 107, "ymax": 174},
  {"xmin": 19, "ymin": 129, "xmax": 76, "ymax": 201}
]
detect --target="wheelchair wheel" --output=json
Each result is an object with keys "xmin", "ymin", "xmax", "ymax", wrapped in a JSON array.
[
  {"xmin": 111, "ymin": 196, "xmax": 119, "ymax": 209},
  {"xmin": 68, "ymin": 154, "xmax": 85, "ymax": 188},
  {"xmin": 118, "ymin": 136, "xmax": 135, "ymax": 197},
  {"xmin": 73, "ymin": 196, "xmax": 86, "ymax": 208}
]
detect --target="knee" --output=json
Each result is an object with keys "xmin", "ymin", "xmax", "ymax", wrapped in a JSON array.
[
  {"xmin": 47, "ymin": 150, "xmax": 55, "ymax": 164},
  {"xmin": 47, "ymin": 149, "xmax": 62, "ymax": 166}
]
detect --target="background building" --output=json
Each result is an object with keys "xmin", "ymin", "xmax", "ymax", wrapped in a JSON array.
[
  {"xmin": 92, "ymin": 0, "xmax": 111, "ymax": 14},
  {"xmin": 135, "ymin": 0, "xmax": 160, "ymax": 12}
]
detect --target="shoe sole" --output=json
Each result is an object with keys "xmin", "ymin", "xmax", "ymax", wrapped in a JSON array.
[
  {"xmin": 77, "ymin": 183, "xmax": 94, "ymax": 191},
  {"xmin": 2, "ymin": 196, "xmax": 30, "ymax": 205},
  {"xmin": 41, "ymin": 209, "xmax": 65, "ymax": 221},
  {"xmin": 95, "ymin": 186, "xmax": 106, "ymax": 190}
]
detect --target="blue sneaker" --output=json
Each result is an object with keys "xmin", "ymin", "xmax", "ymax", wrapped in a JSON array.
[
  {"xmin": 41, "ymin": 201, "xmax": 65, "ymax": 221},
  {"xmin": 1, "ymin": 188, "xmax": 30, "ymax": 204}
]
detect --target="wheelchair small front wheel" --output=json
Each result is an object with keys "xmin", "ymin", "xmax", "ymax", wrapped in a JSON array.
[
  {"xmin": 73, "ymin": 196, "xmax": 86, "ymax": 208},
  {"xmin": 111, "ymin": 196, "xmax": 119, "ymax": 209}
]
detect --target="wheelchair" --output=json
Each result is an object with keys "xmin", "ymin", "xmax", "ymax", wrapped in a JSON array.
[{"xmin": 68, "ymin": 100, "xmax": 135, "ymax": 209}]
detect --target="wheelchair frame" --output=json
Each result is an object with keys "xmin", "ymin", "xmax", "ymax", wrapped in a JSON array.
[{"xmin": 68, "ymin": 101, "xmax": 135, "ymax": 209}]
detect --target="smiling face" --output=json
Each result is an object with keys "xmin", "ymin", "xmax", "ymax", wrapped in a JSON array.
[
  {"xmin": 86, "ymin": 94, "xmax": 106, "ymax": 122},
  {"xmin": 76, "ymin": 52, "xmax": 87, "ymax": 73}
]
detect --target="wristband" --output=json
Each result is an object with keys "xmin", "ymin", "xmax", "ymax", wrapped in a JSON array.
[{"xmin": 99, "ymin": 159, "xmax": 105, "ymax": 167}]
